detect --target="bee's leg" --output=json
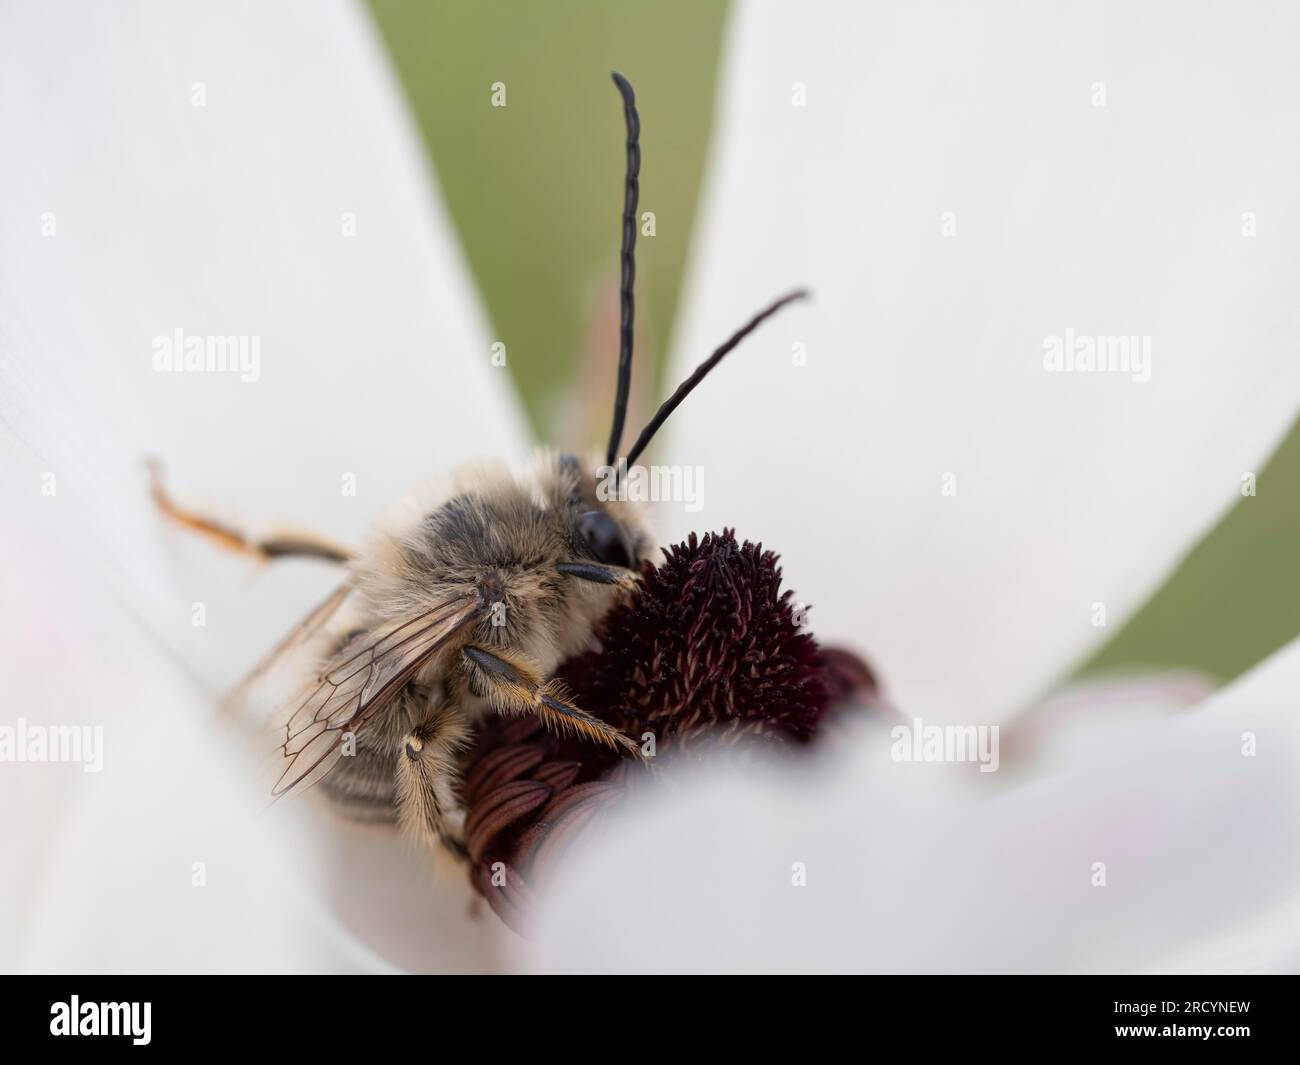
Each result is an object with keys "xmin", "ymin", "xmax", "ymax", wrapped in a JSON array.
[
  {"xmin": 394, "ymin": 700, "xmax": 473, "ymax": 860},
  {"xmin": 555, "ymin": 561, "xmax": 639, "ymax": 592},
  {"xmin": 461, "ymin": 644, "xmax": 641, "ymax": 758},
  {"xmin": 147, "ymin": 458, "xmax": 353, "ymax": 564}
]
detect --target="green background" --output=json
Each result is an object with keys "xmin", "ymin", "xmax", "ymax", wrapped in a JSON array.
[{"xmin": 368, "ymin": 0, "xmax": 1300, "ymax": 688}]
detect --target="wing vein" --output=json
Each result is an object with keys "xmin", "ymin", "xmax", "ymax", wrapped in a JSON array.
[{"xmin": 270, "ymin": 591, "xmax": 482, "ymax": 799}]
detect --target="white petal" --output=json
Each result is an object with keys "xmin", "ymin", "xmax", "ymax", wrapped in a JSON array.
[
  {"xmin": 1, "ymin": 500, "xmax": 516, "ymax": 971},
  {"xmin": 657, "ymin": 1, "xmax": 1300, "ymax": 722},
  {"xmin": 532, "ymin": 637, "xmax": 1300, "ymax": 974},
  {"xmin": 0, "ymin": 1, "xmax": 526, "ymax": 971},
  {"xmin": 0, "ymin": 0, "xmax": 528, "ymax": 685}
]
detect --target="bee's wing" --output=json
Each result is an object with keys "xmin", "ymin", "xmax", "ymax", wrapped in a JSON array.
[
  {"xmin": 222, "ymin": 578, "xmax": 357, "ymax": 716},
  {"xmin": 272, "ymin": 592, "xmax": 484, "ymax": 799}
]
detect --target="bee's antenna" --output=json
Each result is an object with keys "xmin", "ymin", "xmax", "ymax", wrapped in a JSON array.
[
  {"xmin": 623, "ymin": 289, "xmax": 810, "ymax": 467},
  {"xmin": 605, "ymin": 70, "xmax": 640, "ymax": 470}
]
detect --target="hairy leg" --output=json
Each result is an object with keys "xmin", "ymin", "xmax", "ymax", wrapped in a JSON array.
[
  {"xmin": 147, "ymin": 458, "xmax": 353, "ymax": 564},
  {"xmin": 461, "ymin": 644, "xmax": 640, "ymax": 758},
  {"xmin": 394, "ymin": 699, "xmax": 473, "ymax": 859}
]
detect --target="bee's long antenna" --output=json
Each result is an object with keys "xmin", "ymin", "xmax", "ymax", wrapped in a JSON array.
[
  {"xmin": 605, "ymin": 70, "xmax": 640, "ymax": 469},
  {"xmin": 623, "ymin": 289, "xmax": 809, "ymax": 467}
]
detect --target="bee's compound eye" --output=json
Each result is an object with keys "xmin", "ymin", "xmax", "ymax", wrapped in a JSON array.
[{"xmin": 577, "ymin": 509, "xmax": 632, "ymax": 569}]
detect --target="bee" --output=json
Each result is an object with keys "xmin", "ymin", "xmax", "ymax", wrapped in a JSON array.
[{"xmin": 149, "ymin": 72, "xmax": 807, "ymax": 859}]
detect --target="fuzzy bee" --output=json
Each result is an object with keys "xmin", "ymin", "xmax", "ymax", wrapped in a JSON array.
[{"xmin": 149, "ymin": 72, "xmax": 806, "ymax": 859}]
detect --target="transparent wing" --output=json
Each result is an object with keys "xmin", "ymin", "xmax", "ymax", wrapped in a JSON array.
[
  {"xmin": 272, "ymin": 591, "xmax": 484, "ymax": 799},
  {"xmin": 222, "ymin": 578, "xmax": 356, "ymax": 718}
]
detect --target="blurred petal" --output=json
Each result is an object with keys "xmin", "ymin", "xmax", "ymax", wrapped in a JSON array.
[
  {"xmin": 1001, "ymin": 669, "xmax": 1215, "ymax": 770},
  {"xmin": 533, "ymin": 633, "xmax": 1300, "ymax": 974},
  {"xmin": 659, "ymin": 0, "xmax": 1300, "ymax": 722},
  {"xmin": 0, "ymin": 0, "xmax": 526, "ymax": 970}
]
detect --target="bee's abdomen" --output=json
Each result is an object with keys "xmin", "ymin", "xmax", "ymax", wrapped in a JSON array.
[{"xmin": 317, "ymin": 742, "xmax": 399, "ymax": 823}]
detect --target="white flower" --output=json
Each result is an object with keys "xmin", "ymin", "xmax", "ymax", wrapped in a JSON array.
[
  {"xmin": 0, "ymin": 0, "xmax": 521, "ymax": 973},
  {"xmin": 534, "ymin": 0, "xmax": 1300, "ymax": 973}
]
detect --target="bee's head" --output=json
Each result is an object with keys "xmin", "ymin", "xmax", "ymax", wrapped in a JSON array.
[
  {"xmin": 362, "ymin": 452, "xmax": 649, "ymax": 672},
  {"xmin": 554, "ymin": 452, "xmax": 648, "ymax": 574}
]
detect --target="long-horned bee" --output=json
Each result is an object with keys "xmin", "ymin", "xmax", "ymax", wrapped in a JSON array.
[{"xmin": 150, "ymin": 72, "xmax": 806, "ymax": 858}]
